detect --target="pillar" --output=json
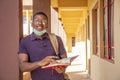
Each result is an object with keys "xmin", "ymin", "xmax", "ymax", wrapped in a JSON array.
[{"xmin": 0, "ymin": 0, "xmax": 22, "ymax": 80}]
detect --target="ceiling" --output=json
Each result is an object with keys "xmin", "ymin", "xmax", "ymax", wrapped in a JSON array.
[
  {"xmin": 51, "ymin": 0, "xmax": 88, "ymax": 34},
  {"xmin": 23, "ymin": 0, "xmax": 88, "ymax": 34}
]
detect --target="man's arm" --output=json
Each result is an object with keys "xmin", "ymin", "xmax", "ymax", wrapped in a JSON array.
[{"xmin": 18, "ymin": 53, "xmax": 58, "ymax": 72}]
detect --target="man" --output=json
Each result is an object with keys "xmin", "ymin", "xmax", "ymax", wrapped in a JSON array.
[{"xmin": 18, "ymin": 11, "xmax": 67, "ymax": 80}]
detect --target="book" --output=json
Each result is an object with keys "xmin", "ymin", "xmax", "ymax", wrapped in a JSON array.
[{"xmin": 42, "ymin": 55, "xmax": 79, "ymax": 69}]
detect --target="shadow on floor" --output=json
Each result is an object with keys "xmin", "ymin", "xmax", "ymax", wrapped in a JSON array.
[{"xmin": 66, "ymin": 71, "xmax": 91, "ymax": 80}]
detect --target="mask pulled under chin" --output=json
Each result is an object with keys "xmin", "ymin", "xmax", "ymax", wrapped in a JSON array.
[{"xmin": 33, "ymin": 29, "xmax": 47, "ymax": 36}]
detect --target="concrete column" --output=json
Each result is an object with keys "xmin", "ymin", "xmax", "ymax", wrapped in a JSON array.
[
  {"xmin": 0, "ymin": 0, "xmax": 22, "ymax": 80},
  {"xmin": 33, "ymin": 0, "xmax": 51, "ymax": 33}
]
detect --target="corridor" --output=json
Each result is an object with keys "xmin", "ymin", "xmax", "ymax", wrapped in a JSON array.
[
  {"xmin": 1, "ymin": 0, "xmax": 120, "ymax": 80},
  {"xmin": 67, "ymin": 71, "xmax": 91, "ymax": 80},
  {"xmin": 65, "ymin": 50, "xmax": 91, "ymax": 80}
]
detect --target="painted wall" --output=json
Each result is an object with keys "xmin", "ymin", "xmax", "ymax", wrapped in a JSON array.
[
  {"xmin": 0, "ymin": 0, "xmax": 20, "ymax": 80},
  {"xmin": 51, "ymin": 8, "xmax": 67, "ymax": 47},
  {"xmin": 88, "ymin": 0, "xmax": 120, "ymax": 80},
  {"xmin": 51, "ymin": 8, "xmax": 59, "ymax": 35}
]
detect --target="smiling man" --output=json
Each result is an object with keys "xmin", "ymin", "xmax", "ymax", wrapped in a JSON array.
[{"xmin": 18, "ymin": 11, "xmax": 67, "ymax": 80}]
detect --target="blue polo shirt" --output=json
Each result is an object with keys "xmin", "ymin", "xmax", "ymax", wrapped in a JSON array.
[{"xmin": 18, "ymin": 33, "xmax": 66, "ymax": 80}]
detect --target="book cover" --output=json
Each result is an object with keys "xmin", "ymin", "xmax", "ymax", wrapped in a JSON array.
[{"xmin": 42, "ymin": 55, "xmax": 79, "ymax": 69}]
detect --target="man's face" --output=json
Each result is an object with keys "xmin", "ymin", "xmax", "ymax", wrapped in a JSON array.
[{"xmin": 32, "ymin": 14, "xmax": 48, "ymax": 31}]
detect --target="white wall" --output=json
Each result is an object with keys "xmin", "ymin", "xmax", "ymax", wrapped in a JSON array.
[
  {"xmin": 51, "ymin": 7, "xmax": 66, "ymax": 46},
  {"xmin": 89, "ymin": 0, "xmax": 120, "ymax": 80},
  {"xmin": 51, "ymin": 8, "xmax": 59, "ymax": 35}
]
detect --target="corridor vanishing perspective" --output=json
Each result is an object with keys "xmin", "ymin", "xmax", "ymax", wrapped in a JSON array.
[
  {"xmin": 21, "ymin": 0, "xmax": 120, "ymax": 79},
  {"xmin": 0, "ymin": 0, "xmax": 120, "ymax": 80}
]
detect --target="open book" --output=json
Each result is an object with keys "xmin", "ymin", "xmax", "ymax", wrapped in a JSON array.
[{"xmin": 42, "ymin": 55, "xmax": 79, "ymax": 69}]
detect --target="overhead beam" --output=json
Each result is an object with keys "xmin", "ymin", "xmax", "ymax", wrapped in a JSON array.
[
  {"xmin": 51, "ymin": 0, "xmax": 58, "ymax": 8},
  {"xmin": 61, "ymin": 11, "xmax": 83, "ymax": 17},
  {"xmin": 58, "ymin": 0, "xmax": 87, "ymax": 7},
  {"xmin": 64, "ymin": 28, "xmax": 77, "ymax": 34},
  {"xmin": 62, "ymin": 18, "xmax": 81, "ymax": 23}
]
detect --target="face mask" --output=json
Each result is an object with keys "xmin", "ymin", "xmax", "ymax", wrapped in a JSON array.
[{"xmin": 33, "ymin": 29, "xmax": 46, "ymax": 36}]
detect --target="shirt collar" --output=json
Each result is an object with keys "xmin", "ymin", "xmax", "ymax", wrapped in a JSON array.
[{"xmin": 30, "ymin": 32, "xmax": 49, "ymax": 41}]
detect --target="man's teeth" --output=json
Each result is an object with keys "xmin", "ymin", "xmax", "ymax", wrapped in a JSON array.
[{"xmin": 38, "ymin": 26, "xmax": 42, "ymax": 29}]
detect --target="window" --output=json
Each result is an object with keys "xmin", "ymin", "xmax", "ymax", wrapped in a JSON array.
[
  {"xmin": 103, "ymin": 0, "xmax": 114, "ymax": 60},
  {"xmin": 92, "ymin": 2, "xmax": 99, "ymax": 55}
]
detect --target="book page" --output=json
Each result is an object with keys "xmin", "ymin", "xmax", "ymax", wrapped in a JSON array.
[{"xmin": 42, "ymin": 55, "xmax": 79, "ymax": 69}]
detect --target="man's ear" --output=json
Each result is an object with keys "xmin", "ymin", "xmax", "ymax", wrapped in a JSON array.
[{"xmin": 45, "ymin": 24, "xmax": 48, "ymax": 28}]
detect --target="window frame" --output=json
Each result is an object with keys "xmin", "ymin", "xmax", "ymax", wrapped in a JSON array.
[
  {"xmin": 103, "ymin": 0, "xmax": 114, "ymax": 60},
  {"xmin": 92, "ymin": 2, "xmax": 99, "ymax": 55}
]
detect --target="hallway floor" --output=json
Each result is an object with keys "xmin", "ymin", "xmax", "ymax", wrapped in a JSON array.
[
  {"xmin": 66, "ymin": 64, "xmax": 91, "ymax": 80},
  {"xmin": 66, "ymin": 71, "xmax": 91, "ymax": 80},
  {"xmin": 66, "ymin": 52, "xmax": 91, "ymax": 80}
]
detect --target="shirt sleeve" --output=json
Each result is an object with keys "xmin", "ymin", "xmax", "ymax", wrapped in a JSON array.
[
  {"xmin": 18, "ymin": 38, "xmax": 28, "ymax": 54},
  {"xmin": 57, "ymin": 36, "xmax": 67, "ymax": 56}
]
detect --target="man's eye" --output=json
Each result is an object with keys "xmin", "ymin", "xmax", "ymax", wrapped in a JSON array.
[
  {"xmin": 42, "ymin": 20, "xmax": 47, "ymax": 23},
  {"xmin": 34, "ymin": 20, "xmax": 47, "ymax": 24}
]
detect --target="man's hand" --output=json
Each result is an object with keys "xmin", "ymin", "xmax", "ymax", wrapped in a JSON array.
[
  {"xmin": 37, "ymin": 56, "xmax": 58, "ymax": 67},
  {"xmin": 54, "ymin": 66, "xmax": 67, "ymax": 73}
]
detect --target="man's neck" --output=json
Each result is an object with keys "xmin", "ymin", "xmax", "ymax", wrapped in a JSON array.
[{"xmin": 34, "ymin": 33, "xmax": 46, "ymax": 39}]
